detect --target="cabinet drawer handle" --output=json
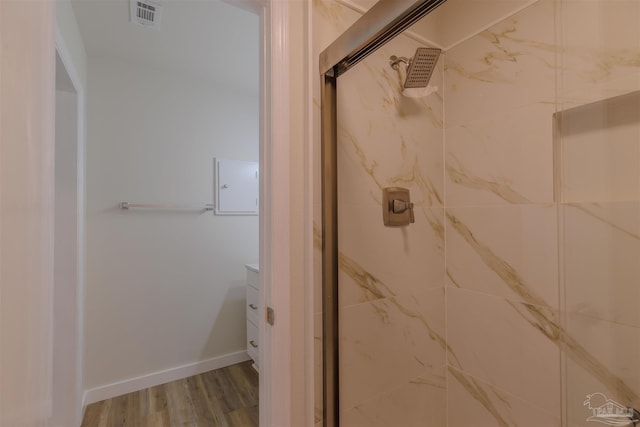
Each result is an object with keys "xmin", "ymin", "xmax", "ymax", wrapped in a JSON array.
[
  {"xmin": 249, "ymin": 340, "xmax": 258, "ymax": 348},
  {"xmin": 249, "ymin": 304, "xmax": 258, "ymax": 310}
]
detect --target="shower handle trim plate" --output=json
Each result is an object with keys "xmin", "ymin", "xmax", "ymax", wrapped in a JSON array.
[{"xmin": 383, "ymin": 187, "xmax": 414, "ymax": 226}]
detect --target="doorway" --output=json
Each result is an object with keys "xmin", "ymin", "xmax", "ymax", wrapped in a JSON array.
[{"xmin": 69, "ymin": 0, "xmax": 262, "ymax": 423}]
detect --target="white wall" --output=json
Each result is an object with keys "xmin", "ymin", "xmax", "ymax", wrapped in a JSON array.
[
  {"xmin": 0, "ymin": 1, "xmax": 56, "ymax": 425},
  {"xmin": 85, "ymin": 55, "xmax": 259, "ymax": 397}
]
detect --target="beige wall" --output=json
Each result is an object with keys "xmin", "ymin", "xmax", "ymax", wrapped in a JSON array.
[{"xmin": 0, "ymin": 1, "xmax": 56, "ymax": 425}]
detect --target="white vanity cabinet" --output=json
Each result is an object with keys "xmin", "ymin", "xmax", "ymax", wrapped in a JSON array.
[{"xmin": 245, "ymin": 264, "xmax": 259, "ymax": 371}]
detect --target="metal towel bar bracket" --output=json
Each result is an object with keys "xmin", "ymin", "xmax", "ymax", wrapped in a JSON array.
[{"xmin": 119, "ymin": 202, "xmax": 214, "ymax": 211}]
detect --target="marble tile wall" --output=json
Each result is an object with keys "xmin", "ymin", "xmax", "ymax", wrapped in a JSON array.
[
  {"xmin": 312, "ymin": 0, "xmax": 640, "ymax": 425},
  {"xmin": 558, "ymin": 1, "xmax": 640, "ymax": 426},
  {"xmin": 558, "ymin": 92, "xmax": 640, "ymax": 204},
  {"xmin": 335, "ymin": 23, "xmax": 447, "ymax": 427},
  {"xmin": 559, "ymin": 0, "xmax": 640, "ymax": 109},
  {"xmin": 447, "ymin": 0, "xmax": 639, "ymax": 424},
  {"xmin": 443, "ymin": 1, "xmax": 563, "ymax": 425},
  {"xmin": 561, "ymin": 203, "xmax": 640, "ymax": 425},
  {"xmin": 313, "ymin": 0, "xmax": 446, "ymax": 424}
]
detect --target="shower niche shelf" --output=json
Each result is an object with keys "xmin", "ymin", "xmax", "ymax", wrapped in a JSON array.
[{"xmin": 554, "ymin": 90, "xmax": 640, "ymax": 205}]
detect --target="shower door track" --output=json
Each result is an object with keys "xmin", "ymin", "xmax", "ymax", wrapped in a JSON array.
[{"xmin": 319, "ymin": 0, "xmax": 447, "ymax": 426}]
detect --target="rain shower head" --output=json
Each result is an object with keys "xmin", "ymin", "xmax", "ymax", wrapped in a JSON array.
[{"xmin": 390, "ymin": 47, "xmax": 441, "ymax": 90}]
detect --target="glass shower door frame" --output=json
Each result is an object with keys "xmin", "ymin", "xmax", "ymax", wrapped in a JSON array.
[{"xmin": 319, "ymin": 1, "xmax": 447, "ymax": 425}]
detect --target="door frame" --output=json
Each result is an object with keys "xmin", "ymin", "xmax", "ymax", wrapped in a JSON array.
[
  {"xmin": 319, "ymin": 1, "xmax": 447, "ymax": 425},
  {"xmin": 54, "ymin": 29, "xmax": 86, "ymax": 426},
  {"xmin": 55, "ymin": 0, "xmax": 303, "ymax": 424},
  {"xmin": 233, "ymin": 0, "xmax": 298, "ymax": 425}
]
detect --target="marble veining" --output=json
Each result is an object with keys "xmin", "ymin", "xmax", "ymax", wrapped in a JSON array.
[
  {"xmin": 339, "ymin": 252, "xmax": 394, "ymax": 302},
  {"xmin": 448, "ymin": 366, "xmax": 562, "ymax": 427},
  {"xmin": 314, "ymin": 0, "xmax": 640, "ymax": 424},
  {"xmin": 337, "ymin": 109, "xmax": 443, "ymax": 207},
  {"xmin": 446, "ymin": 211, "xmax": 548, "ymax": 307},
  {"xmin": 480, "ymin": 20, "xmax": 556, "ymax": 65},
  {"xmin": 446, "ymin": 269, "xmax": 462, "ymax": 289},
  {"xmin": 445, "ymin": 206, "xmax": 559, "ymax": 304},
  {"xmin": 356, "ymin": 53, "xmax": 444, "ymax": 126},
  {"xmin": 410, "ymin": 374, "xmax": 446, "ymax": 389},
  {"xmin": 339, "ymin": 252, "xmax": 444, "ymax": 348},
  {"xmin": 337, "ymin": 246, "xmax": 553, "ymax": 426},
  {"xmin": 446, "ymin": 155, "xmax": 532, "ymax": 205},
  {"xmin": 448, "ymin": 367, "xmax": 512, "ymax": 427},
  {"xmin": 564, "ymin": 46, "xmax": 640, "ymax": 86},
  {"xmin": 339, "ymin": 128, "xmax": 442, "ymax": 208},
  {"xmin": 335, "ymin": 28, "xmax": 444, "ymax": 209},
  {"xmin": 338, "ymin": 127, "xmax": 384, "ymax": 200},
  {"xmin": 314, "ymin": 0, "xmax": 446, "ymax": 422},
  {"xmin": 444, "ymin": 0, "xmax": 556, "ymax": 129},
  {"xmin": 448, "ymin": 286, "xmax": 561, "ymax": 414},
  {"xmin": 559, "ymin": 0, "xmax": 640, "ymax": 106},
  {"xmin": 445, "ymin": 102, "xmax": 555, "ymax": 206},
  {"xmin": 389, "ymin": 158, "xmax": 444, "ymax": 206},
  {"xmin": 419, "ymin": 206, "xmax": 445, "ymax": 243},
  {"xmin": 445, "ymin": 16, "xmax": 555, "ymax": 84},
  {"xmin": 338, "ymin": 288, "xmax": 446, "ymax": 410},
  {"xmin": 445, "ymin": 57, "xmax": 516, "ymax": 85},
  {"xmin": 447, "ymin": 211, "xmax": 640, "ymax": 405}
]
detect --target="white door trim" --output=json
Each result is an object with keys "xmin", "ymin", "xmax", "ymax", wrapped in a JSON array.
[
  {"xmin": 259, "ymin": 0, "xmax": 291, "ymax": 427},
  {"xmin": 54, "ymin": 29, "xmax": 86, "ymax": 427},
  {"xmin": 260, "ymin": 0, "xmax": 291, "ymax": 425}
]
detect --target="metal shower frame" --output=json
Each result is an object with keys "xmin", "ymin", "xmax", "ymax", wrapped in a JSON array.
[{"xmin": 319, "ymin": 0, "xmax": 447, "ymax": 426}]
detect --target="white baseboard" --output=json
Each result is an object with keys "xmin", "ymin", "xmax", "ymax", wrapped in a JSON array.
[
  {"xmin": 79, "ymin": 394, "xmax": 87, "ymax": 427},
  {"xmin": 83, "ymin": 350, "xmax": 251, "ymax": 405}
]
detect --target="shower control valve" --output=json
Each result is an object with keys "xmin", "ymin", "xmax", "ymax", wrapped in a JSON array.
[
  {"xmin": 382, "ymin": 187, "xmax": 415, "ymax": 226},
  {"xmin": 392, "ymin": 199, "xmax": 415, "ymax": 223}
]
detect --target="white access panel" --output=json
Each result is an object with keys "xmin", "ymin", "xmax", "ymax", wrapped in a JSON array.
[{"xmin": 215, "ymin": 158, "xmax": 259, "ymax": 215}]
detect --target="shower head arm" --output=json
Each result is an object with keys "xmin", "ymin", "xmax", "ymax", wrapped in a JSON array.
[{"xmin": 389, "ymin": 55, "xmax": 411, "ymax": 70}]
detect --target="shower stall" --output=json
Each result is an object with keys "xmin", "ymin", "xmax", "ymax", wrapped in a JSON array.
[{"xmin": 313, "ymin": 0, "xmax": 640, "ymax": 426}]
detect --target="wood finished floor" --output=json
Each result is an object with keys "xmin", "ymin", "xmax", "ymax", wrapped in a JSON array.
[{"xmin": 81, "ymin": 361, "xmax": 258, "ymax": 427}]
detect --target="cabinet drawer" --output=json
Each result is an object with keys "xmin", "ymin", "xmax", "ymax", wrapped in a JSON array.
[
  {"xmin": 247, "ymin": 319, "xmax": 259, "ymax": 366},
  {"xmin": 246, "ymin": 285, "xmax": 259, "ymax": 325}
]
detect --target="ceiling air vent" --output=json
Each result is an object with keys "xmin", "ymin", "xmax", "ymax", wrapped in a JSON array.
[{"xmin": 130, "ymin": 0, "xmax": 162, "ymax": 29}]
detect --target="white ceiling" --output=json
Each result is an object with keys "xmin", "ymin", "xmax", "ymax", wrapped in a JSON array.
[{"xmin": 71, "ymin": 0, "xmax": 259, "ymax": 94}]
